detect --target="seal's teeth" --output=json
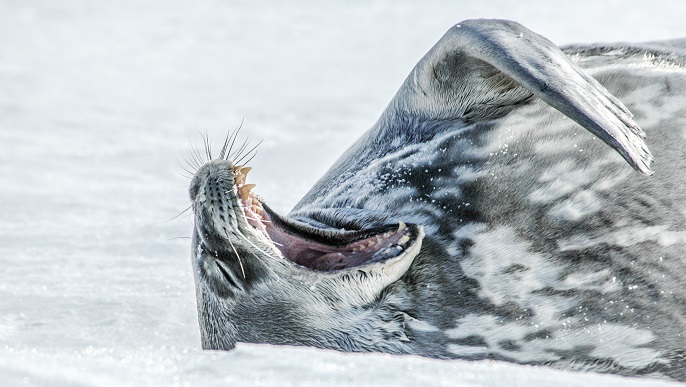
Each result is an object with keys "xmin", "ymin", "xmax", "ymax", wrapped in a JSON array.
[
  {"xmin": 235, "ymin": 173, "xmax": 246, "ymax": 185},
  {"xmin": 398, "ymin": 235, "xmax": 410, "ymax": 245},
  {"xmin": 232, "ymin": 164, "xmax": 243, "ymax": 173},
  {"xmin": 240, "ymin": 167, "xmax": 252, "ymax": 178},
  {"xmin": 239, "ymin": 183, "xmax": 256, "ymax": 198},
  {"xmin": 359, "ymin": 244, "xmax": 367, "ymax": 251},
  {"xmin": 367, "ymin": 240, "xmax": 376, "ymax": 247},
  {"xmin": 398, "ymin": 221, "xmax": 407, "ymax": 232}
]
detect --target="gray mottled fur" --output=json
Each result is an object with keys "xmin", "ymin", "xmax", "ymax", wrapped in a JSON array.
[{"xmin": 190, "ymin": 19, "xmax": 686, "ymax": 381}]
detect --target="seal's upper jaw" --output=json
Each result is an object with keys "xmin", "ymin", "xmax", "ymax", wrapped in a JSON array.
[{"xmin": 190, "ymin": 159, "xmax": 424, "ymax": 274}]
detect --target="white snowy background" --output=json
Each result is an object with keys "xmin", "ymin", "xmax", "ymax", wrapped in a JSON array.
[{"xmin": 1, "ymin": 1, "xmax": 685, "ymax": 386}]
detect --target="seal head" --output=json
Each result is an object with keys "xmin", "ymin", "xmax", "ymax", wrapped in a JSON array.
[{"xmin": 190, "ymin": 159, "xmax": 424, "ymax": 351}]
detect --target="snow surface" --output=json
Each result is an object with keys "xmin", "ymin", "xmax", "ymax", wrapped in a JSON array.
[{"xmin": 1, "ymin": 1, "xmax": 685, "ymax": 386}]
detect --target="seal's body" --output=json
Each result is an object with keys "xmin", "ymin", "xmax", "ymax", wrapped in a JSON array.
[{"xmin": 189, "ymin": 20, "xmax": 686, "ymax": 380}]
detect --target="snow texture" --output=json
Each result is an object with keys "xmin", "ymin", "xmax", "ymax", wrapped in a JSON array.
[{"xmin": 0, "ymin": 1, "xmax": 684, "ymax": 386}]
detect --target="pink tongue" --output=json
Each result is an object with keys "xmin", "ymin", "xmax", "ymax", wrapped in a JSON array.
[
  {"xmin": 312, "ymin": 252, "xmax": 348, "ymax": 270},
  {"xmin": 310, "ymin": 251, "xmax": 379, "ymax": 271},
  {"xmin": 261, "ymin": 213, "xmax": 411, "ymax": 271}
]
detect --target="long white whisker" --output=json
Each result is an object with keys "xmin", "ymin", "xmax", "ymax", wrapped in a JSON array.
[
  {"xmin": 236, "ymin": 232, "xmax": 281, "ymax": 282},
  {"xmin": 227, "ymin": 237, "xmax": 247, "ymax": 280},
  {"xmin": 244, "ymin": 216, "xmax": 272, "ymax": 223}
]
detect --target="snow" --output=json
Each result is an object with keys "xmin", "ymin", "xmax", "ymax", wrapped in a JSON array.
[
  {"xmin": 0, "ymin": 345, "xmax": 680, "ymax": 387},
  {"xmin": 0, "ymin": 1, "xmax": 684, "ymax": 385}
]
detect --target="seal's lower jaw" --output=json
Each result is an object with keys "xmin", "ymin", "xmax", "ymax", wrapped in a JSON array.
[{"xmin": 229, "ymin": 163, "xmax": 423, "ymax": 272}]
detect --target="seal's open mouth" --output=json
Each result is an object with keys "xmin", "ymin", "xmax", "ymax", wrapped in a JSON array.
[{"xmin": 231, "ymin": 164, "xmax": 419, "ymax": 271}]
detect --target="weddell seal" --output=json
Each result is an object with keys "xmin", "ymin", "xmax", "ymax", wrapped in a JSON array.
[{"xmin": 188, "ymin": 19, "xmax": 686, "ymax": 380}]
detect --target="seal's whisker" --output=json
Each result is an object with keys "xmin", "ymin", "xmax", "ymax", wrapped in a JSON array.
[
  {"xmin": 174, "ymin": 213, "xmax": 193, "ymax": 226},
  {"xmin": 219, "ymin": 131, "xmax": 232, "ymax": 160},
  {"xmin": 206, "ymin": 129, "xmax": 213, "ymax": 160},
  {"xmin": 236, "ymin": 232, "xmax": 280, "ymax": 282},
  {"xmin": 222, "ymin": 190, "xmax": 250, "ymax": 210},
  {"xmin": 188, "ymin": 149, "xmax": 202, "ymax": 171},
  {"xmin": 226, "ymin": 119, "xmax": 244, "ymax": 160},
  {"xmin": 182, "ymin": 138, "xmax": 202, "ymax": 171},
  {"xmin": 188, "ymin": 129, "xmax": 206, "ymax": 167},
  {"xmin": 189, "ymin": 135, "xmax": 205, "ymax": 167},
  {"xmin": 236, "ymin": 231, "xmax": 273, "ymax": 261},
  {"xmin": 166, "ymin": 204, "xmax": 194, "ymax": 222},
  {"xmin": 180, "ymin": 151, "xmax": 198, "ymax": 172},
  {"xmin": 244, "ymin": 215, "xmax": 272, "ymax": 223},
  {"xmin": 177, "ymin": 171, "xmax": 193, "ymax": 180},
  {"xmin": 177, "ymin": 160, "xmax": 196, "ymax": 179},
  {"xmin": 184, "ymin": 142, "xmax": 199, "ymax": 170},
  {"xmin": 198, "ymin": 128, "xmax": 212, "ymax": 161},
  {"xmin": 167, "ymin": 236, "xmax": 192, "ymax": 241},
  {"xmin": 230, "ymin": 137, "xmax": 251, "ymax": 162},
  {"xmin": 240, "ymin": 148, "xmax": 259, "ymax": 167},
  {"xmin": 193, "ymin": 127, "xmax": 210, "ymax": 162},
  {"xmin": 235, "ymin": 140, "xmax": 262, "ymax": 166},
  {"xmin": 226, "ymin": 237, "xmax": 247, "ymax": 279},
  {"xmin": 220, "ymin": 120, "xmax": 245, "ymax": 160},
  {"xmin": 246, "ymin": 247, "xmax": 280, "ymax": 282},
  {"xmin": 240, "ymin": 235, "xmax": 272, "ymax": 259}
]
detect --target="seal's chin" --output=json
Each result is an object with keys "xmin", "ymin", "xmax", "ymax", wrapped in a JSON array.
[{"xmin": 232, "ymin": 165, "xmax": 421, "ymax": 272}]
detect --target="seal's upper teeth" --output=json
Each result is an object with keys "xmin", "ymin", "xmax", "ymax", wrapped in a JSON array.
[
  {"xmin": 234, "ymin": 166, "xmax": 253, "ymax": 186},
  {"xmin": 240, "ymin": 166, "xmax": 252, "ymax": 178},
  {"xmin": 239, "ymin": 184, "xmax": 256, "ymax": 197},
  {"xmin": 398, "ymin": 221, "xmax": 407, "ymax": 232}
]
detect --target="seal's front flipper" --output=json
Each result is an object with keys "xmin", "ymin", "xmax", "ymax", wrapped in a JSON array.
[{"xmin": 383, "ymin": 19, "xmax": 653, "ymax": 175}]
